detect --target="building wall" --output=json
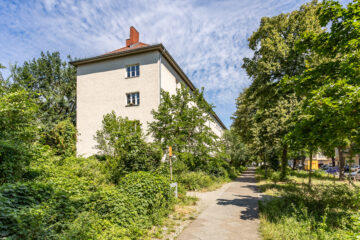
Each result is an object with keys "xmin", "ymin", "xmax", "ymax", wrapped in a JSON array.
[
  {"xmin": 76, "ymin": 51, "xmax": 160, "ymax": 156},
  {"xmin": 77, "ymin": 50, "xmax": 225, "ymax": 157}
]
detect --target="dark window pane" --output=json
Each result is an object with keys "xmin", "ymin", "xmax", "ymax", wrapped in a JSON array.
[
  {"xmin": 131, "ymin": 66, "xmax": 135, "ymax": 72},
  {"xmin": 136, "ymin": 70, "xmax": 139, "ymax": 76},
  {"xmin": 136, "ymin": 65, "xmax": 139, "ymax": 71},
  {"xmin": 127, "ymin": 71, "xmax": 130, "ymax": 78},
  {"xmin": 127, "ymin": 66, "xmax": 130, "ymax": 72},
  {"xmin": 132, "ymin": 71, "xmax": 135, "ymax": 77}
]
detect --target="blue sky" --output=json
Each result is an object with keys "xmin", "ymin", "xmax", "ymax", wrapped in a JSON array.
[{"xmin": 0, "ymin": 0, "xmax": 352, "ymax": 128}]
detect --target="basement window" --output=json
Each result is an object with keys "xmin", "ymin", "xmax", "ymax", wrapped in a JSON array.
[
  {"xmin": 126, "ymin": 92, "xmax": 140, "ymax": 106},
  {"xmin": 126, "ymin": 64, "xmax": 140, "ymax": 78}
]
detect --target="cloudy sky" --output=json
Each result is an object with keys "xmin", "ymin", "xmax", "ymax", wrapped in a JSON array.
[{"xmin": 0, "ymin": 0, "xmax": 351, "ymax": 127}]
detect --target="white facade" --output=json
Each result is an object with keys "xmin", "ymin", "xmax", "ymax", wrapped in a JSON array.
[{"xmin": 73, "ymin": 43, "xmax": 226, "ymax": 157}]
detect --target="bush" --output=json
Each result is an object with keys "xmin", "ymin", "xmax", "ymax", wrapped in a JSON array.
[
  {"xmin": 0, "ymin": 182, "xmax": 53, "ymax": 239},
  {"xmin": 0, "ymin": 156, "xmax": 175, "ymax": 239},
  {"xmin": 41, "ymin": 119, "xmax": 76, "ymax": 158},
  {"xmin": 95, "ymin": 112, "xmax": 162, "ymax": 182},
  {"xmin": 0, "ymin": 88, "xmax": 38, "ymax": 183},
  {"xmin": 119, "ymin": 171, "xmax": 174, "ymax": 220},
  {"xmin": 176, "ymin": 171, "xmax": 215, "ymax": 191}
]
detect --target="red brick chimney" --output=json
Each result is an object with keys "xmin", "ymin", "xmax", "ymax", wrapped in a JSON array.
[{"xmin": 126, "ymin": 26, "xmax": 139, "ymax": 47}]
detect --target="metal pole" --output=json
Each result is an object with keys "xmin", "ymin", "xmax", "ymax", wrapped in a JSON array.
[{"xmin": 169, "ymin": 155, "xmax": 173, "ymax": 181}]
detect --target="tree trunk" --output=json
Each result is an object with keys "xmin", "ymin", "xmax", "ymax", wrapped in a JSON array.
[
  {"xmin": 292, "ymin": 156, "xmax": 297, "ymax": 170},
  {"xmin": 339, "ymin": 147, "xmax": 345, "ymax": 180},
  {"xmin": 301, "ymin": 151, "xmax": 306, "ymax": 170},
  {"xmin": 309, "ymin": 150, "xmax": 313, "ymax": 186},
  {"xmin": 280, "ymin": 144, "xmax": 288, "ymax": 180},
  {"xmin": 331, "ymin": 156, "xmax": 336, "ymax": 167},
  {"xmin": 263, "ymin": 153, "xmax": 268, "ymax": 178}
]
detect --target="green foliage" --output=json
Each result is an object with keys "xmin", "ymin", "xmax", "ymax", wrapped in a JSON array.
[
  {"xmin": 95, "ymin": 111, "xmax": 162, "ymax": 182},
  {"xmin": 149, "ymin": 85, "xmax": 232, "ymax": 180},
  {"xmin": 260, "ymin": 183, "xmax": 360, "ymax": 239},
  {"xmin": 223, "ymin": 129, "xmax": 251, "ymax": 167},
  {"xmin": 233, "ymin": 1, "xmax": 324, "ymax": 180},
  {"xmin": 281, "ymin": 0, "xmax": 360, "ymax": 180},
  {"xmin": 0, "ymin": 83, "xmax": 38, "ymax": 183},
  {"xmin": 258, "ymin": 168, "xmax": 360, "ymax": 239},
  {"xmin": 149, "ymin": 85, "xmax": 219, "ymax": 160},
  {"xmin": 41, "ymin": 119, "xmax": 76, "ymax": 158},
  {"xmin": 119, "ymin": 171, "xmax": 174, "ymax": 221},
  {"xmin": 0, "ymin": 155, "xmax": 175, "ymax": 239},
  {"xmin": 11, "ymin": 51, "xmax": 76, "ymax": 128},
  {"xmin": 176, "ymin": 171, "xmax": 216, "ymax": 191}
]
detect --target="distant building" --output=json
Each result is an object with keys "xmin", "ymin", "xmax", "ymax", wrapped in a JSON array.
[
  {"xmin": 71, "ymin": 27, "xmax": 226, "ymax": 157},
  {"xmin": 304, "ymin": 151, "xmax": 360, "ymax": 167}
]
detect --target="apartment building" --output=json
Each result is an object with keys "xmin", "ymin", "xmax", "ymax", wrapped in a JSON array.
[{"xmin": 71, "ymin": 27, "xmax": 226, "ymax": 157}]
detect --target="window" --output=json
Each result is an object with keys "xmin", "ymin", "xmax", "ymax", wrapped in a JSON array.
[
  {"xmin": 126, "ymin": 92, "xmax": 140, "ymax": 106},
  {"xmin": 126, "ymin": 64, "xmax": 139, "ymax": 78}
]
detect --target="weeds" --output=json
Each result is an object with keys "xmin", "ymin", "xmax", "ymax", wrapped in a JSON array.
[{"xmin": 258, "ymin": 169, "xmax": 360, "ymax": 239}]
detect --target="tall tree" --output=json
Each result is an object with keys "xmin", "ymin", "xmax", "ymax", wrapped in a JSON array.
[
  {"xmin": 283, "ymin": 0, "xmax": 360, "ymax": 179},
  {"xmin": 11, "ymin": 51, "xmax": 76, "ymax": 128},
  {"xmin": 0, "ymin": 66, "xmax": 38, "ymax": 183},
  {"xmin": 234, "ymin": 1, "xmax": 322, "ymax": 179},
  {"xmin": 149, "ymin": 85, "xmax": 220, "ymax": 171}
]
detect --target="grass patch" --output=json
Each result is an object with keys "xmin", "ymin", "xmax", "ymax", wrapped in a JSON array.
[{"xmin": 257, "ymin": 168, "xmax": 360, "ymax": 240}]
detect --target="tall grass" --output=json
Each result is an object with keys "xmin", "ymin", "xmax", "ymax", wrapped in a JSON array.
[{"xmin": 257, "ymin": 169, "xmax": 360, "ymax": 239}]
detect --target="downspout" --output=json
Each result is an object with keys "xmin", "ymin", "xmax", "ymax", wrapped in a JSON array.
[
  {"xmin": 159, "ymin": 48, "xmax": 166, "ymax": 105},
  {"xmin": 159, "ymin": 51, "xmax": 162, "ymax": 105}
]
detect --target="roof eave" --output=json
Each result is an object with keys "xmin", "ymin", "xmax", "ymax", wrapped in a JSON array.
[
  {"xmin": 69, "ymin": 44, "xmax": 165, "ymax": 66},
  {"xmin": 70, "ymin": 44, "xmax": 227, "ymax": 130}
]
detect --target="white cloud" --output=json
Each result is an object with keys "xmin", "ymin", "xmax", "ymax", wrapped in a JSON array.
[{"xmin": 0, "ymin": 0, "xmax": 352, "ymax": 127}]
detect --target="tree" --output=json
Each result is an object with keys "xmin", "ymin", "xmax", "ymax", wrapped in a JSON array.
[
  {"xmin": 233, "ymin": 1, "xmax": 322, "ymax": 179},
  {"xmin": 283, "ymin": 0, "xmax": 360, "ymax": 180},
  {"xmin": 11, "ymin": 51, "xmax": 76, "ymax": 129},
  {"xmin": 223, "ymin": 129, "xmax": 250, "ymax": 168},
  {"xmin": 149, "ymin": 85, "xmax": 220, "ymax": 171},
  {"xmin": 95, "ymin": 111, "xmax": 162, "ymax": 183},
  {"xmin": 0, "ymin": 68, "xmax": 38, "ymax": 183},
  {"xmin": 233, "ymin": 90, "xmax": 300, "ymax": 178}
]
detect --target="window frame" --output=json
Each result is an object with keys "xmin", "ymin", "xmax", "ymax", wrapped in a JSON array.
[
  {"xmin": 126, "ymin": 92, "xmax": 140, "ymax": 106},
  {"xmin": 126, "ymin": 64, "xmax": 140, "ymax": 78}
]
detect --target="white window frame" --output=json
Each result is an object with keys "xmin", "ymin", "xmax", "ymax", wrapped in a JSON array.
[
  {"xmin": 126, "ymin": 64, "xmax": 140, "ymax": 78},
  {"xmin": 126, "ymin": 92, "xmax": 140, "ymax": 106}
]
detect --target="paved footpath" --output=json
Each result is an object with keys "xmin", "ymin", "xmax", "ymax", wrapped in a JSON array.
[{"xmin": 177, "ymin": 168, "xmax": 260, "ymax": 240}]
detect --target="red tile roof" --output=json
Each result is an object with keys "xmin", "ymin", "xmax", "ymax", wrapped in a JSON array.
[
  {"xmin": 102, "ymin": 26, "xmax": 150, "ymax": 56},
  {"xmin": 103, "ymin": 42, "xmax": 150, "ymax": 55}
]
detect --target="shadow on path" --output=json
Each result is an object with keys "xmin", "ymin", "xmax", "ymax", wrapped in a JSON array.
[{"xmin": 217, "ymin": 195, "xmax": 259, "ymax": 220}]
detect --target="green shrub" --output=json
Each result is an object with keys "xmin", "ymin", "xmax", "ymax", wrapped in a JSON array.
[
  {"xmin": 0, "ymin": 87, "xmax": 38, "ymax": 184},
  {"xmin": 176, "ymin": 171, "xmax": 214, "ymax": 191},
  {"xmin": 95, "ymin": 112, "xmax": 162, "ymax": 182},
  {"xmin": 0, "ymin": 182, "xmax": 53, "ymax": 239},
  {"xmin": 119, "ymin": 171, "xmax": 174, "ymax": 219},
  {"xmin": 41, "ymin": 119, "xmax": 76, "ymax": 158},
  {"xmin": 229, "ymin": 166, "xmax": 238, "ymax": 179},
  {"xmin": 0, "ymin": 160, "xmax": 175, "ymax": 239}
]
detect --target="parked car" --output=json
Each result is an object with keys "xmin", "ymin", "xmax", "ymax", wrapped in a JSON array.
[
  {"xmin": 351, "ymin": 165, "xmax": 360, "ymax": 172},
  {"xmin": 326, "ymin": 167, "xmax": 338, "ymax": 174},
  {"xmin": 351, "ymin": 169, "xmax": 360, "ymax": 180},
  {"xmin": 321, "ymin": 164, "xmax": 330, "ymax": 170}
]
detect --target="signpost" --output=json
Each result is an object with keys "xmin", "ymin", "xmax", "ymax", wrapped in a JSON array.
[
  {"xmin": 169, "ymin": 146, "xmax": 173, "ymax": 181},
  {"xmin": 168, "ymin": 146, "xmax": 177, "ymax": 198}
]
